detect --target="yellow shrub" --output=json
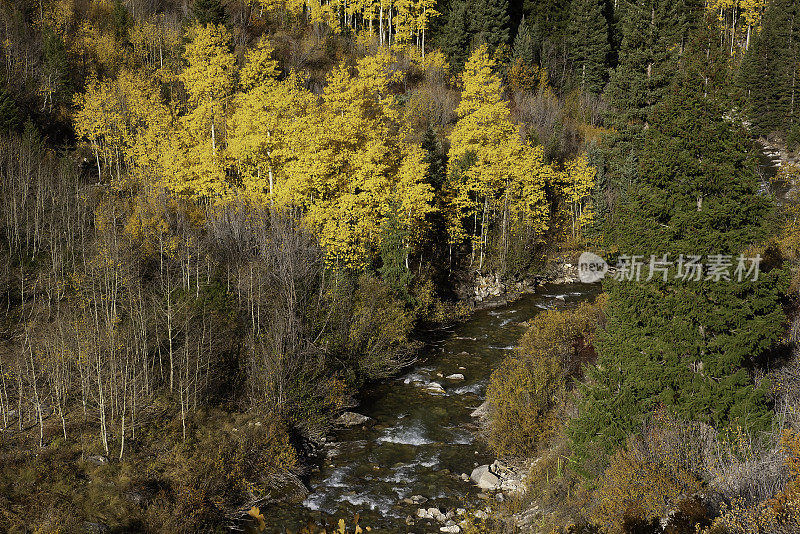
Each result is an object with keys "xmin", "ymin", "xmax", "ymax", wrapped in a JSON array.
[
  {"xmin": 486, "ymin": 296, "xmax": 606, "ymax": 456},
  {"xmin": 591, "ymin": 431, "xmax": 704, "ymax": 533}
]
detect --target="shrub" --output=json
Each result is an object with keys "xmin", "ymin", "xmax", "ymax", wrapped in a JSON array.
[
  {"xmin": 486, "ymin": 296, "xmax": 606, "ymax": 456},
  {"xmin": 590, "ymin": 428, "xmax": 705, "ymax": 533}
]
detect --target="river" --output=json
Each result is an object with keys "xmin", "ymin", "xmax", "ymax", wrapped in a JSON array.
[{"xmin": 259, "ymin": 283, "xmax": 600, "ymax": 533}]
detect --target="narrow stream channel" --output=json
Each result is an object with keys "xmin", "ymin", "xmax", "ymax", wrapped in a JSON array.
[{"xmin": 263, "ymin": 283, "xmax": 600, "ymax": 533}]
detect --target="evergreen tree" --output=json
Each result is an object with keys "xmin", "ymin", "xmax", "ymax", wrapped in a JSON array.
[
  {"xmin": 738, "ymin": 0, "xmax": 799, "ymax": 137},
  {"xmin": 607, "ymin": 0, "xmax": 690, "ymax": 126},
  {"xmin": 513, "ymin": 15, "xmax": 536, "ymax": 66},
  {"xmin": 567, "ymin": 0, "xmax": 610, "ymax": 94},
  {"xmin": 470, "ymin": 0, "xmax": 511, "ymax": 51},
  {"xmin": 443, "ymin": 0, "xmax": 473, "ymax": 71},
  {"xmin": 192, "ymin": 0, "xmax": 227, "ymax": 26},
  {"xmin": 570, "ymin": 63, "xmax": 788, "ymax": 471},
  {"xmin": 0, "ymin": 87, "xmax": 20, "ymax": 132}
]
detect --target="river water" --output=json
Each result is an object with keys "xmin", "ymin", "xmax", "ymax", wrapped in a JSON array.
[{"xmin": 262, "ymin": 283, "xmax": 600, "ymax": 533}]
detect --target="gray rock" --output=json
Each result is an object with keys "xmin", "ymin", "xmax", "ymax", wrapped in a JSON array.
[
  {"xmin": 470, "ymin": 401, "xmax": 489, "ymax": 419},
  {"xmin": 427, "ymin": 507, "xmax": 446, "ymax": 522},
  {"xmin": 440, "ymin": 526, "xmax": 461, "ymax": 533},
  {"xmin": 445, "ymin": 373, "xmax": 465, "ymax": 381},
  {"xmin": 423, "ymin": 382, "xmax": 445, "ymax": 394},
  {"xmin": 334, "ymin": 412, "xmax": 375, "ymax": 427},
  {"xmin": 470, "ymin": 465, "xmax": 500, "ymax": 490},
  {"xmin": 83, "ymin": 522, "xmax": 109, "ymax": 534}
]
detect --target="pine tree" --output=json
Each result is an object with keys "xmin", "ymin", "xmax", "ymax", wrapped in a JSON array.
[
  {"xmin": 570, "ymin": 58, "xmax": 787, "ymax": 470},
  {"xmin": 607, "ymin": 0, "xmax": 690, "ymax": 126},
  {"xmin": 0, "ymin": 87, "xmax": 20, "ymax": 132},
  {"xmin": 192, "ymin": 0, "xmax": 227, "ymax": 26},
  {"xmin": 738, "ymin": 0, "xmax": 799, "ymax": 137},
  {"xmin": 470, "ymin": 0, "xmax": 510, "ymax": 51},
  {"xmin": 512, "ymin": 15, "xmax": 536, "ymax": 66},
  {"xmin": 443, "ymin": 0, "xmax": 473, "ymax": 71},
  {"xmin": 567, "ymin": 0, "xmax": 610, "ymax": 94}
]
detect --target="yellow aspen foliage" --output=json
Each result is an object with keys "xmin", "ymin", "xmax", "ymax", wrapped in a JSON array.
[
  {"xmin": 179, "ymin": 24, "xmax": 237, "ymax": 110},
  {"xmin": 77, "ymin": 21, "xmax": 125, "ymax": 74},
  {"xmin": 39, "ymin": 0, "xmax": 75, "ymax": 39},
  {"xmin": 162, "ymin": 23, "xmax": 237, "ymax": 198},
  {"xmin": 229, "ymin": 72, "xmax": 315, "ymax": 201},
  {"xmin": 561, "ymin": 153, "xmax": 596, "ymax": 241},
  {"xmin": 128, "ymin": 15, "xmax": 181, "ymax": 77},
  {"xmin": 281, "ymin": 52, "xmax": 434, "ymax": 267},
  {"xmin": 240, "ymin": 37, "xmax": 281, "ymax": 92},
  {"xmin": 158, "ymin": 117, "xmax": 229, "ymax": 198},
  {"xmin": 707, "ymin": 0, "xmax": 767, "ymax": 30},
  {"xmin": 74, "ymin": 70, "xmax": 169, "ymax": 185},
  {"xmin": 446, "ymin": 45, "xmax": 551, "ymax": 267}
]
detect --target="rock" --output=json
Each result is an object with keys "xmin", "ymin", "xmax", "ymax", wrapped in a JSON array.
[
  {"xmin": 83, "ymin": 522, "xmax": 109, "ymax": 534},
  {"xmin": 86, "ymin": 455, "xmax": 108, "ymax": 466},
  {"xmin": 440, "ymin": 526, "xmax": 461, "ymax": 533},
  {"xmin": 445, "ymin": 373, "xmax": 465, "ymax": 381},
  {"xmin": 470, "ymin": 401, "xmax": 489, "ymax": 419},
  {"xmin": 423, "ymin": 382, "xmax": 445, "ymax": 394},
  {"xmin": 410, "ymin": 495, "xmax": 427, "ymax": 504},
  {"xmin": 427, "ymin": 507, "xmax": 446, "ymax": 522},
  {"xmin": 474, "ymin": 510, "xmax": 488, "ymax": 519},
  {"xmin": 460, "ymin": 473, "xmax": 470, "ymax": 481},
  {"xmin": 334, "ymin": 411, "xmax": 375, "ymax": 427},
  {"xmin": 417, "ymin": 508, "xmax": 431, "ymax": 519},
  {"xmin": 456, "ymin": 508, "xmax": 466, "ymax": 516},
  {"xmin": 496, "ymin": 493, "xmax": 504, "ymax": 502},
  {"xmin": 477, "ymin": 493, "xmax": 491, "ymax": 500},
  {"xmin": 125, "ymin": 491, "xmax": 145, "ymax": 505},
  {"xmin": 471, "ymin": 465, "xmax": 500, "ymax": 490}
]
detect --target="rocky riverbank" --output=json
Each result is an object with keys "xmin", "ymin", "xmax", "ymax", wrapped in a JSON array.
[{"xmin": 460, "ymin": 259, "xmax": 581, "ymax": 309}]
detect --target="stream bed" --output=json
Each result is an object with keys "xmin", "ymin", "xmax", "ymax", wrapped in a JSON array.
[{"xmin": 262, "ymin": 283, "xmax": 600, "ymax": 533}]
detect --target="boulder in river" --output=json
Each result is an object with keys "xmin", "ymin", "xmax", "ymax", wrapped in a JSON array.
[
  {"xmin": 445, "ymin": 373, "xmax": 465, "ymax": 381},
  {"xmin": 423, "ymin": 382, "xmax": 446, "ymax": 394},
  {"xmin": 334, "ymin": 411, "xmax": 375, "ymax": 427},
  {"xmin": 440, "ymin": 526, "xmax": 461, "ymax": 533},
  {"xmin": 470, "ymin": 465, "xmax": 500, "ymax": 490},
  {"xmin": 470, "ymin": 401, "xmax": 489, "ymax": 419}
]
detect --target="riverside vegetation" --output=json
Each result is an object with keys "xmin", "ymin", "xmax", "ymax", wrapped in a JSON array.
[{"xmin": 0, "ymin": 0, "xmax": 799, "ymax": 532}]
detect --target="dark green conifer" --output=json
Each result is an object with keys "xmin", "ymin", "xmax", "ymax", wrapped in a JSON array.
[
  {"xmin": 567, "ymin": 0, "xmax": 610, "ymax": 94},
  {"xmin": 738, "ymin": 0, "xmax": 799, "ymax": 138},
  {"xmin": 571, "ymin": 43, "xmax": 788, "ymax": 470},
  {"xmin": 192, "ymin": 0, "xmax": 227, "ymax": 26},
  {"xmin": 607, "ymin": 0, "xmax": 689, "ymax": 126}
]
